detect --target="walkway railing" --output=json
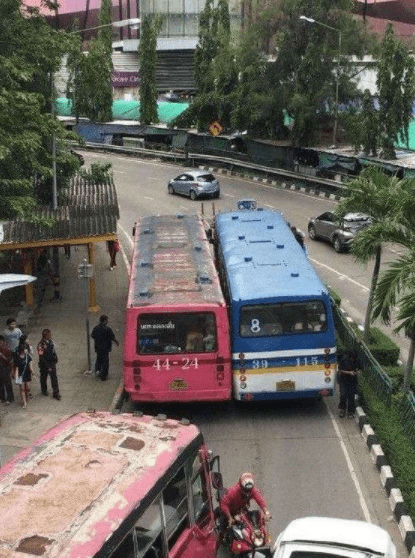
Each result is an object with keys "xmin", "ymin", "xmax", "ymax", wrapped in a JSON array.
[
  {"xmin": 399, "ymin": 391, "xmax": 415, "ymax": 447},
  {"xmin": 331, "ymin": 301, "xmax": 393, "ymax": 407}
]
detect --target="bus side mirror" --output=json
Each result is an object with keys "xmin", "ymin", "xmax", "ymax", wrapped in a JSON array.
[{"xmin": 211, "ymin": 472, "xmax": 223, "ymax": 491}]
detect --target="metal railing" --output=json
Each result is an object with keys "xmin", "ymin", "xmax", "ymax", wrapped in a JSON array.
[
  {"xmin": 78, "ymin": 142, "xmax": 345, "ymax": 197},
  {"xmin": 331, "ymin": 301, "xmax": 393, "ymax": 407},
  {"xmin": 399, "ymin": 391, "xmax": 415, "ymax": 447}
]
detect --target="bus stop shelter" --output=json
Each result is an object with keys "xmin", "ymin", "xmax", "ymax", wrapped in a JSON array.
[{"xmin": 0, "ymin": 176, "xmax": 119, "ymax": 312}]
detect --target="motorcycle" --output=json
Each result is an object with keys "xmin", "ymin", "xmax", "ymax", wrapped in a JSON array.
[
  {"xmin": 225, "ymin": 508, "xmax": 272, "ymax": 558},
  {"xmin": 211, "ymin": 470, "xmax": 272, "ymax": 558}
]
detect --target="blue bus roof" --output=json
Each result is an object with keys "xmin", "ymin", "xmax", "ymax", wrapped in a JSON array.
[{"xmin": 215, "ymin": 209, "xmax": 329, "ymax": 303}]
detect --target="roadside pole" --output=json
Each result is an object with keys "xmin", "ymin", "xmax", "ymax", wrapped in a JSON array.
[{"xmin": 78, "ymin": 259, "xmax": 93, "ymax": 373}]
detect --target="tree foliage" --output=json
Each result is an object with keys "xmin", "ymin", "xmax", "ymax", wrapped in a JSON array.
[
  {"xmin": 0, "ymin": 0, "xmax": 80, "ymax": 219},
  {"xmin": 138, "ymin": 15, "xmax": 163, "ymax": 125},
  {"xmin": 377, "ymin": 23, "xmax": 415, "ymax": 159}
]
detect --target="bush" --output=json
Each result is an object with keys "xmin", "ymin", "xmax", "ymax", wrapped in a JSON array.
[
  {"xmin": 79, "ymin": 162, "xmax": 113, "ymax": 183},
  {"xmin": 351, "ymin": 326, "xmax": 400, "ymax": 366},
  {"xmin": 329, "ymin": 287, "xmax": 342, "ymax": 307},
  {"xmin": 359, "ymin": 379, "xmax": 415, "ymax": 520},
  {"xmin": 384, "ymin": 365, "xmax": 415, "ymax": 393}
]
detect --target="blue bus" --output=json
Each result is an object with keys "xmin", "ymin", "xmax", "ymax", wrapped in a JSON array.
[{"xmin": 214, "ymin": 205, "xmax": 337, "ymax": 402}]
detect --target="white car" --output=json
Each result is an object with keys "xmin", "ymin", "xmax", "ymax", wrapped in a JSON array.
[{"xmin": 272, "ymin": 517, "xmax": 396, "ymax": 558}]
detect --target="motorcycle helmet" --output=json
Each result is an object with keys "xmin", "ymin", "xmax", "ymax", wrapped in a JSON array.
[{"xmin": 239, "ymin": 472, "xmax": 255, "ymax": 492}]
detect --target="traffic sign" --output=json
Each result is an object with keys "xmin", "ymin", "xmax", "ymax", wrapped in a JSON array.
[{"xmin": 209, "ymin": 121, "xmax": 223, "ymax": 136}]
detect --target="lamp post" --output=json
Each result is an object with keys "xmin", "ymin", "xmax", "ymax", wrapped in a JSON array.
[{"xmin": 299, "ymin": 15, "xmax": 342, "ymax": 146}]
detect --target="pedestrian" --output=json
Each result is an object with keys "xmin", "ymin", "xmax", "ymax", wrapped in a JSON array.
[
  {"xmin": 3, "ymin": 318, "xmax": 22, "ymax": 352},
  {"xmin": 107, "ymin": 238, "xmax": 120, "ymax": 270},
  {"xmin": 37, "ymin": 329, "xmax": 61, "ymax": 400},
  {"xmin": 0, "ymin": 335, "xmax": 14, "ymax": 405},
  {"xmin": 13, "ymin": 337, "xmax": 33, "ymax": 409},
  {"xmin": 291, "ymin": 225, "xmax": 305, "ymax": 249},
  {"xmin": 337, "ymin": 348, "xmax": 360, "ymax": 418},
  {"xmin": 91, "ymin": 315, "xmax": 119, "ymax": 381}
]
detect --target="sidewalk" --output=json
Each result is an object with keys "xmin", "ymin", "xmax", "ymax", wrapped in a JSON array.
[{"xmin": 0, "ymin": 242, "xmax": 128, "ymax": 466}]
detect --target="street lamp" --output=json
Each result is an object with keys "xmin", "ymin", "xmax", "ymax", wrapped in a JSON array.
[
  {"xmin": 299, "ymin": 15, "xmax": 342, "ymax": 146},
  {"xmin": 68, "ymin": 18, "xmax": 141, "ymax": 35}
]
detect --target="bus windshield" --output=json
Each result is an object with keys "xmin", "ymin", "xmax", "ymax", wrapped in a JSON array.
[
  {"xmin": 240, "ymin": 300, "xmax": 327, "ymax": 337},
  {"xmin": 138, "ymin": 312, "xmax": 217, "ymax": 354}
]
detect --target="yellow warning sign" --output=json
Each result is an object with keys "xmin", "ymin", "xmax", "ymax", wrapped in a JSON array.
[{"xmin": 209, "ymin": 121, "xmax": 224, "ymax": 136}]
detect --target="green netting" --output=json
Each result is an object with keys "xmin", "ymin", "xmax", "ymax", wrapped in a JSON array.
[
  {"xmin": 55, "ymin": 98, "xmax": 189, "ymax": 124},
  {"xmin": 396, "ymin": 119, "xmax": 415, "ymax": 150}
]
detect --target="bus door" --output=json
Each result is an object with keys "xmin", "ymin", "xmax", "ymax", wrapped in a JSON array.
[{"xmin": 112, "ymin": 449, "xmax": 219, "ymax": 558}]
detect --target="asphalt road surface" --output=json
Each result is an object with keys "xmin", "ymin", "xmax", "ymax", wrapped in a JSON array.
[{"xmin": 81, "ymin": 149, "xmax": 408, "ymax": 556}]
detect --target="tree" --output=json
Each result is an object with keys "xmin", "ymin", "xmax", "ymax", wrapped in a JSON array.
[
  {"xmin": 268, "ymin": 0, "xmax": 372, "ymax": 145},
  {"xmin": 336, "ymin": 166, "xmax": 407, "ymax": 343},
  {"xmin": 0, "ymin": 0, "xmax": 79, "ymax": 219},
  {"xmin": 74, "ymin": 0, "xmax": 114, "ymax": 122},
  {"xmin": 138, "ymin": 15, "xmax": 163, "ymax": 125},
  {"xmin": 377, "ymin": 23, "xmax": 415, "ymax": 159},
  {"xmin": 370, "ymin": 183, "xmax": 415, "ymax": 390}
]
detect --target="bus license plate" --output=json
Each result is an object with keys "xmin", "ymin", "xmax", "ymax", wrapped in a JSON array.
[{"xmin": 276, "ymin": 380, "xmax": 295, "ymax": 391}]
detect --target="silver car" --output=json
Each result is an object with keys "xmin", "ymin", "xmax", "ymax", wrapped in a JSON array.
[
  {"xmin": 308, "ymin": 211, "xmax": 371, "ymax": 253},
  {"xmin": 167, "ymin": 170, "xmax": 220, "ymax": 201}
]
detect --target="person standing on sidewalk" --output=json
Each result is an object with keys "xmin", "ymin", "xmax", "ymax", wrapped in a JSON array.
[
  {"xmin": 13, "ymin": 337, "xmax": 33, "ymax": 409},
  {"xmin": 0, "ymin": 335, "xmax": 14, "ymax": 405},
  {"xmin": 37, "ymin": 329, "xmax": 61, "ymax": 400},
  {"xmin": 91, "ymin": 315, "xmax": 119, "ymax": 381},
  {"xmin": 3, "ymin": 318, "xmax": 22, "ymax": 352},
  {"xmin": 107, "ymin": 239, "xmax": 120, "ymax": 270},
  {"xmin": 338, "ymin": 348, "xmax": 360, "ymax": 418}
]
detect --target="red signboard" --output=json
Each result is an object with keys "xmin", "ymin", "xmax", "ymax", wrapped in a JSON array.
[{"xmin": 112, "ymin": 71, "xmax": 140, "ymax": 88}]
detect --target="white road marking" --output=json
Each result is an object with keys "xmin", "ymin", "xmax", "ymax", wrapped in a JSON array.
[
  {"xmin": 144, "ymin": 196, "xmax": 154, "ymax": 200},
  {"xmin": 118, "ymin": 223, "xmax": 134, "ymax": 249},
  {"xmin": 324, "ymin": 400, "xmax": 372, "ymax": 523},
  {"xmin": 223, "ymin": 193, "xmax": 236, "ymax": 197},
  {"xmin": 310, "ymin": 257, "xmax": 370, "ymax": 292},
  {"xmin": 113, "ymin": 170, "xmax": 124, "ymax": 174}
]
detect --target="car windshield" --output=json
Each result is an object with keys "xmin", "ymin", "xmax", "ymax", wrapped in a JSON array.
[{"xmin": 198, "ymin": 174, "xmax": 215, "ymax": 182}]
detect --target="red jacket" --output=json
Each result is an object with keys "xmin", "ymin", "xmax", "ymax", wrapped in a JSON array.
[{"xmin": 220, "ymin": 482, "xmax": 267, "ymax": 517}]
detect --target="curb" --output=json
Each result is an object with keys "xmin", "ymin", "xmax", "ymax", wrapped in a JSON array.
[
  {"xmin": 108, "ymin": 379, "xmax": 126, "ymax": 413},
  {"xmin": 199, "ymin": 165, "xmax": 345, "ymax": 201},
  {"xmin": 355, "ymin": 406, "xmax": 415, "ymax": 555}
]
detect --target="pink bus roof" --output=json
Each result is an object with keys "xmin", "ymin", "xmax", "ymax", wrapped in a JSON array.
[
  {"xmin": 127, "ymin": 214, "xmax": 226, "ymax": 309},
  {"xmin": 0, "ymin": 411, "xmax": 201, "ymax": 558}
]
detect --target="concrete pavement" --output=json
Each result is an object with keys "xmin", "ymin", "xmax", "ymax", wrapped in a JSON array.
[{"xmin": 0, "ymin": 242, "xmax": 128, "ymax": 466}]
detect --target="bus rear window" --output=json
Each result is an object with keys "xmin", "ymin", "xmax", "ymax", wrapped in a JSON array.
[
  {"xmin": 240, "ymin": 301, "xmax": 327, "ymax": 337},
  {"xmin": 138, "ymin": 313, "xmax": 217, "ymax": 354}
]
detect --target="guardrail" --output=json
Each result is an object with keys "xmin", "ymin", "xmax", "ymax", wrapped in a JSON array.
[
  {"xmin": 78, "ymin": 142, "xmax": 345, "ymax": 197},
  {"xmin": 399, "ymin": 391, "xmax": 415, "ymax": 447},
  {"xmin": 331, "ymin": 301, "xmax": 393, "ymax": 407}
]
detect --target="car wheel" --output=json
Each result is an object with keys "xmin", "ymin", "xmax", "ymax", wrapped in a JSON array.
[
  {"xmin": 190, "ymin": 190, "xmax": 197, "ymax": 201},
  {"xmin": 168, "ymin": 184, "xmax": 175, "ymax": 195},
  {"xmin": 333, "ymin": 236, "xmax": 344, "ymax": 253},
  {"xmin": 308, "ymin": 225, "xmax": 317, "ymax": 240},
  {"xmin": 214, "ymin": 191, "xmax": 220, "ymax": 199}
]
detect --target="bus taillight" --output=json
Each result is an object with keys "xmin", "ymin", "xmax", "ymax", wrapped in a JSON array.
[
  {"xmin": 324, "ymin": 362, "xmax": 331, "ymax": 369},
  {"xmin": 133, "ymin": 367, "xmax": 141, "ymax": 377},
  {"xmin": 216, "ymin": 372, "xmax": 225, "ymax": 381}
]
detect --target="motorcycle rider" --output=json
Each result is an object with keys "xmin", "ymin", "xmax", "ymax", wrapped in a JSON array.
[{"xmin": 220, "ymin": 472, "xmax": 271, "ymax": 527}]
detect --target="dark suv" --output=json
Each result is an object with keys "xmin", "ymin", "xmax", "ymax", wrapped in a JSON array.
[{"xmin": 308, "ymin": 211, "xmax": 371, "ymax": 253}]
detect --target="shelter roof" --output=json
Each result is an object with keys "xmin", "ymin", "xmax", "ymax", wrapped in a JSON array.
[{"xmin": 0, "ymin": 176, "xmax": 119, "ymax": 250}]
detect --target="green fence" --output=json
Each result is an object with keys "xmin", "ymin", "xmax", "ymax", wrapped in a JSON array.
[
  {"xmin": 332, "ymin": 301, "xmax": 393, "ymax": 407},
  {"xmin": 399, "ymin": 391, "xmax": 415, "ymax": 447}
]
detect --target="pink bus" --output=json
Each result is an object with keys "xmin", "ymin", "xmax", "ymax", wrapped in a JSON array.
[
  {"xmin": 124, "ymin": 214, "xmax": 231, "ymax": 402},
  {"xmin": 0, "ymin": 411, "xmax": 221, "ymax": 558}
]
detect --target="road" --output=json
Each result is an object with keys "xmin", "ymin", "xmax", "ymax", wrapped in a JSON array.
[{"xmin": 82, "ymin": 149, "xmax": 408, "ymax": 556}]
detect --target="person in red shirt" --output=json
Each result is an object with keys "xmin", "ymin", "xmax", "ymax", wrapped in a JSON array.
[{"xmin": 220, "ymin": 472, "xmax": 271, "ymax": 526}]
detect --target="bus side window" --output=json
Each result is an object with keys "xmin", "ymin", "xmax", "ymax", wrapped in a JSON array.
[{"xmin": 162, "ymin": 467, "xmax": 189, "ymax": 550}]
